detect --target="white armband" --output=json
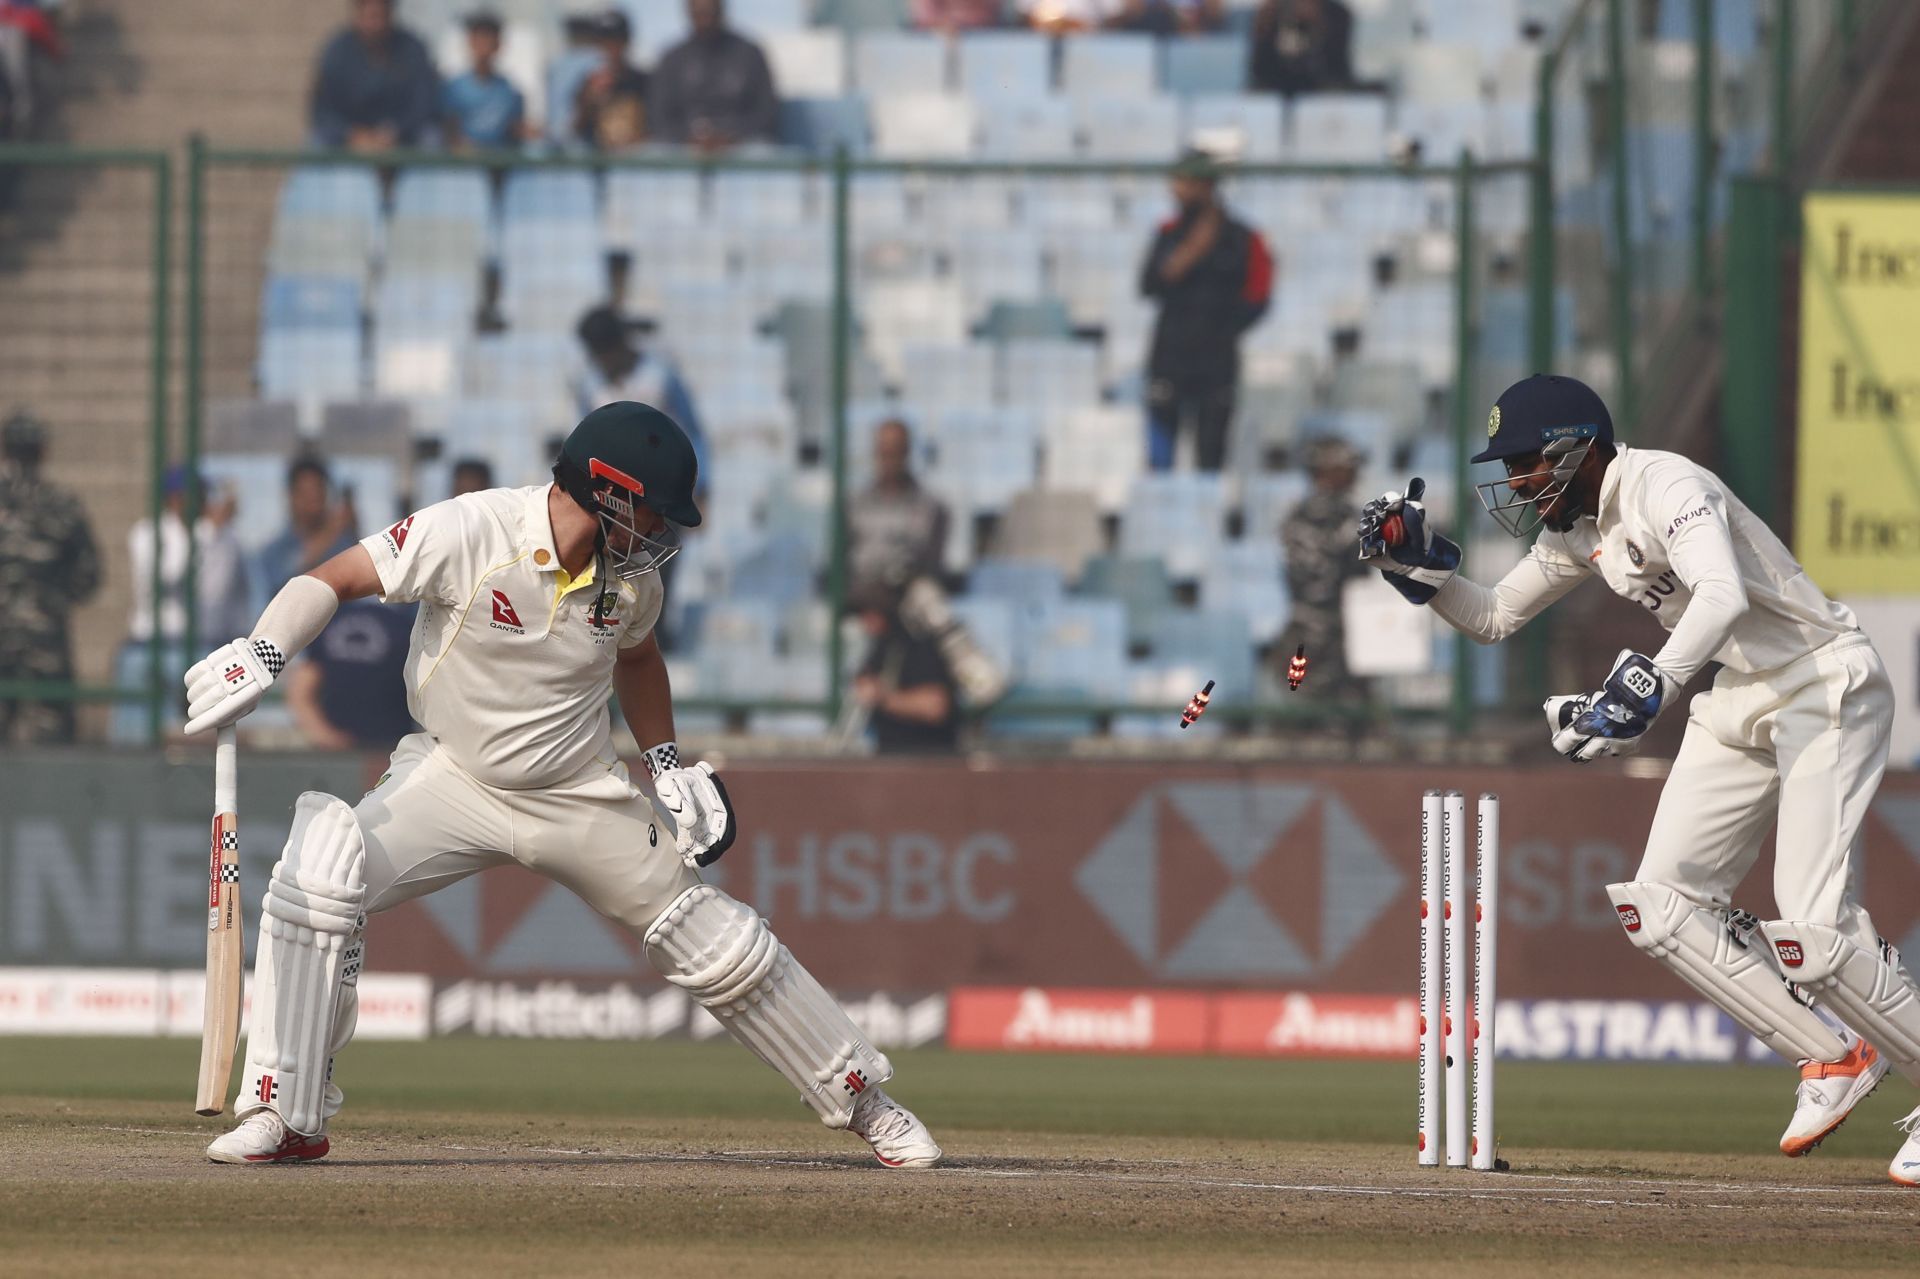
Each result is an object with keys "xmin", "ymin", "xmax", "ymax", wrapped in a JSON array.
[{"xmin": 251, "ymin": 575, "xmax": 340, "ymax": 663}]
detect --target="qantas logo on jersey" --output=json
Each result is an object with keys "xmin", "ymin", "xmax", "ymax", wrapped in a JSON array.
[
  {"xmin": 489, "ymin": 591, "xmax": 525, "ymax": 632},
  {"xmin": 381, "ymin": 516, "xmax": 415, "ymax": 558}
]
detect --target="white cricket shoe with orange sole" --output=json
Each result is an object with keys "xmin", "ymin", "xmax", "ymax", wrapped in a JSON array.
[
  {"xmin": 1891, "ymin": 1107, "xmax": 1920, "ymax": 1186},
  {"xmin": 1779, "ymin": 1039, "xmax": 1886, "ymax": 1156},
  {"xmin": 207, "ymin": 1110, "xmax": 331, "ymax": 1164},
  {"xmin": 847, "ymin": 1087, "xmax": 941, "ymax": 1168}
]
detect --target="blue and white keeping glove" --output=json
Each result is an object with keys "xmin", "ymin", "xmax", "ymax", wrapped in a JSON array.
[
  {"xmin": 1357, "ymin": 476, "xmax": 1461, "ymax": 605},
  {"xmin": 1545, "ymin": 649, "xmax": 1679, "ymax": 763}
]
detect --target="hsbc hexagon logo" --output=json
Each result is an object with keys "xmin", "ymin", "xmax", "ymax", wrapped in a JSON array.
[{"xmin": 1073, "ymin": 784, "xmax": 1403, "ymax": 980}]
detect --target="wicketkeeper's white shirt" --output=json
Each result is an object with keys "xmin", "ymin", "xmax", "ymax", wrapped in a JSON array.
[
  {"xmin": 1432, "ymin": 445, "xmax": 1860, "ymax": 684},
  {"xmin": 358, "ymin": 484, "xmax": 663, "ymax": 790}
]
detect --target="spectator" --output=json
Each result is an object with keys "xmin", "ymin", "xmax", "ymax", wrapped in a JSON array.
[
  {"xmin": 1111, "ymin": 0, "xmax": 1223, "ymax": 35},
  {"xmin": 256, "ymin": 454, "xmax": 359, "ymax": 607},
  {"xmin": 127, "ymin": 467, "xmax": 253, "ymax": 651},
  {"xmin": 1139, "ymin": 149, "xmax": 1273, "ymax": 471},
  {"xmin": 648, "ymin": 0, "xmax": 779, "ymax": 150},
  {"xmin": 1279, "ymin": 436, "xmax": 1369, "ymax": 713},
  {"xmin": 911, "ymin": 0, "xmax": 1004, "ymax": 33},
  {"xmin": 1019, "ymin": 0, "xmax": 1122, "ymax": 33},
  {"xmin": 0, "ymin": 0, "xmax": 64, "ymax": 146},
  {"xmin": 573, "ymin": 9, "xmax": 650, "ymax": 150},
  {"xmin": 849, "ymin": 584, "xmax": 962, "ymax": 755},
  {"xmin": 572, "ymin": 305, "xmax": 709, "ymax": 484},
  {"xmin": 1249, "ymin": 0, "xmax": 1355, "ymax": 96},
  {"xmin": 0, "ymin": 410, "xmax": 100, "ymax": 744},
  {"xmin": 846, "ymin": 419, "xmax": 1006, "ymax": 708},
  {"xmin": 284, "ymin": 598, "xmax": 419, "ymax": 751},
  {"xmin": 450, "ymin": 457, "xmax": 495, "ymax": 497},
  {"xmin": 310, "ymin": 0, "xmax": 441, "ymax": 151},
  {"xmin": 443, "ymin": 10, "xmax": 527, "ymax": 150},
  {"xmin": 848, "ymin": 417, "xmax": 947, "ymax": 605}
]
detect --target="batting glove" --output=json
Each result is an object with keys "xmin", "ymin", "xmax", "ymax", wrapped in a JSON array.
[
  {"xmin": 1357, "ymin": 476, "xmax": 1461, "ymax": 605},
  {"xmin": 183, "ymin": 637, "xmax": 287, "ymax": 736},
  {"xmin": 1545, "ymin": 649, "xmax": 1678, "ymax": 763},
  {"xmin": 645, "ymin": 744, "xmax": 738, "ymax": 868}
]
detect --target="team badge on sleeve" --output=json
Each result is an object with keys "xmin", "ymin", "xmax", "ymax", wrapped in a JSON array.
[{"xmin": 381, "ymin": 516, "xmax": 415, "ymax": 559}]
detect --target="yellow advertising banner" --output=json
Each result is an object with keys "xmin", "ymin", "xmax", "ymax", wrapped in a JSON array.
[{"xmin": 1796, "ymin": 193, "xmax": 1920, "ymax": 594}]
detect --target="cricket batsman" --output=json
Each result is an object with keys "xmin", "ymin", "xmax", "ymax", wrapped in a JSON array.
[
  {"xmin": 1358, "ymin": 374, "xmax": 1920, "ymax": 1183},
  {"xmin": 183, "ymin": 401, "xmax": 940, "ymax": 1169}
]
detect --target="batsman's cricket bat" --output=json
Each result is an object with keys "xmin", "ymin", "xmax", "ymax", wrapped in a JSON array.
[{"xmin": 195, "ymin": 726, "xmax": 243, "ymax": 1116}]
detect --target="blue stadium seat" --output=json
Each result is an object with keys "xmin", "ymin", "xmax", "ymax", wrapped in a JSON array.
[
  {"xmin": 1145, "ymin": 608, "xmax": 1255, "ymax": 698},
  {"xmin": 1076, "ymin": 95, "xmax": 1182, "ymax": 159},
  {"xmin": 1017, "ymin": 598, "xmax": 1130, "ymax": 700},
  {"xmin": 781, "ymin": 95, "xmax": 872, "ymax": 154},
  {"xmin": 1079, "ymin": 553, "xmax": 1174, "ymax": 648},
  {"xmin": 976, "ymin": 96, "xmax": 1075, "ymax": 158},
  {"xmin": 501, "ymin": 170, "xmax": 598, "ymax": 224},
  {"xmin": 1184, "ymin": 94, "xmax": 1283, "ymax": 161},
  {"xmin": 262, "ymin": 275, "xmax": 363, "ymax": 330},
  {"xmin": 1118, "ymin": 472, "xmax": 1227, "ymax": 580},
  {"xmin": 968, "ymin": 557, "xmax": 1067, "ymax": 608},
  {"xmin": 871, "ymin": 92, "xmax": 977, "ymax": 157},
  {"xmin": 1288, "ymin": 94, "xmax": 1390, "ymax": 162},
  {"xmin": 728, "ymin": 0, "xmax": 811, "ymax": 37},
  {"xmin": 258, "ymin": 330, "xmax": 364, "ymax": 403},
  {"xmin": 765, "ymin": 29, "xmax": 849, "ymax": 97},
  {"xmin": 956, "ymin": 31, "xmax": 1053, "ymax": 99},
  {"xmin": 391, "ymin": 169, "xmax": 492, "ymax": 224},
  {"xmin": 816, "ymin": 0, "xmax": 911, "ymax": 31},
  {"xmin": 1060, "ymin": 33, "xmax": 1158, "ymax": 101},
  {"xmin": 278, "ymin": 167, "xmax": 382, "ymax": 229},
  {"xmin": 1163, "ymin": 34, "xmax": 1247, "ymax": 95},
  {"xmin": 1199, "ymin": 540, "xmax": 1289, "ymax": 646},
  {"xmin": 852, "ymin": 32, "xmax": 949, "ymax": 95}
]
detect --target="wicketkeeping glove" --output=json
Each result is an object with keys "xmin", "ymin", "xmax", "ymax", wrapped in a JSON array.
[
  {"xmin": 1545, "ymin": 649, "xmax": 1678, "ymax": 763},
  {"xmin": 1356, "ymin": 476, "xmax": 1461, "ymax": 605},
  {"xmin": 182, "ymin": 637, "xmax": 288, "ymax": 736},
  {"xmin": 646, "ymin": 744, "xmax": 738, "ymax": 868}
]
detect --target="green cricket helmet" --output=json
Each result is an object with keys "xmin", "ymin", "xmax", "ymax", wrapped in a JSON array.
[{"xmin": 556, "ymin": 401, "xmax": 701, "ymax": 579}]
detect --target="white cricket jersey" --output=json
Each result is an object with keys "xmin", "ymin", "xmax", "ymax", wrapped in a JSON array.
[
  {"xmin": 358, "ymin": 484, "xmax": 663, "ymax": 790},
  {"xmin": 1432, "ymin": 445, "xmax": 1859, "ymax": 684}
]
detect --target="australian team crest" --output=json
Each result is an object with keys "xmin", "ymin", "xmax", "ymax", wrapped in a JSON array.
[
  {"xmin": 587, "ymin": 590, "xmax": 620, "ymax": 628},
  {"xmin": 1626, "ymin": 540, "xmax": 1645, "ymax": 568}
]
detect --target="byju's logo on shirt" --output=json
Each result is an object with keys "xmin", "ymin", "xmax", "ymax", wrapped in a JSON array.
[
  {"xmin": 382, "ymin": 516, "xmax": 415, "ymax": 558},
  {"xmin": 489, "ymin": 590, "xmax": 525, "ymax": 632}
]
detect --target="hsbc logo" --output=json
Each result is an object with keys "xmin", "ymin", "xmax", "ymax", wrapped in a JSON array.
[
  {"xmin": 1616, "ymin": 904, "xmax": 1642, "ymax": 933},
  {"xmin": 1774, "ymin": 939, "xmax": 1806, "ymax": 968},
  {"xmin": 1074, "ymin": 784, "xmax": 1403, "ymax": 980},
  {"xmin": 489, "ymin": 591, "xmax": 524, "ymax": 632}
]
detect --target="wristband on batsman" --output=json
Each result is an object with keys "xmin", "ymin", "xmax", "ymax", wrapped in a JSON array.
[{"xmin": 642, "ymin": 741, "xmax": 681, "ymax": 781}]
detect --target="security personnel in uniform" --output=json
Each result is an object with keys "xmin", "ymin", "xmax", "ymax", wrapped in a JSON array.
[{"xmin": 0, "ymin": 411, "xmax": 102, "ymax": 743}]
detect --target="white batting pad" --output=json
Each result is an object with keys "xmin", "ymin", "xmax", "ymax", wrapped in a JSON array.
[
  {"xmin": 645, "ymin": 884, "xmax": 893, "ymax": 1128},
  {"xmin": 237, "ymin": 792, "xmax": 368, "ymax": 1135},
  {"xmin": 1607, "ymin": 881, "xmax": 1847, "ymax": 1064},
  {"xmin": 1763, "ymin": 921, "xmax": 1920, "ymax": 1085}
]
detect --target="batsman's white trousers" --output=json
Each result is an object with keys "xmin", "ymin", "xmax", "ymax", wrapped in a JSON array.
[
  {"xmin": 1635, "ymin": 632, "xmax": 1894, "ymax": 949},
  {"xmin": 356, "ymin": 732, "xmax": 700, "ymax": 932}
]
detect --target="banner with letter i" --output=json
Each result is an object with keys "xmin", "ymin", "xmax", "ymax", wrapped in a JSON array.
[{"xmin": 1795, "ymin": 193, "xmax": 1920, "ymax": 595}]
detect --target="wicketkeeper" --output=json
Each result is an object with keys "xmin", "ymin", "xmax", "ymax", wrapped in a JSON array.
[
  {"xmin": 184, "ymin": 401, "xmax": 940, "ymax": 1168},
  {"xmin": 1358, "ymin": 374, "xmax": 1920, "ymax": 1183}
]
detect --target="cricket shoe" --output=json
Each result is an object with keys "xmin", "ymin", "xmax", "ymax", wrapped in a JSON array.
[
  {"xmin": 1779, "ymin": 1039, "xmax": 1886, "ymax": 1157},
  {"xmin": 1891, "ymin": 1106, "xmax": 1920, "ymax": 1186},
  {"xmin": 847, "ymin": 1087, "xmax": 941, "ymax": 1169},
  {"xmin": 207, "ymin": 1110, "xmax": 331, "ymax": 1165}
]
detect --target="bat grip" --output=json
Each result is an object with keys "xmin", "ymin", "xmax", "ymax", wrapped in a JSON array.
[{"xmin": 215, "ymin": 726, "xmax": 237, "ymax": 814}]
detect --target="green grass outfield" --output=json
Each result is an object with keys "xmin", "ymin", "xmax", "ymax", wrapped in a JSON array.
[{"xmin": 5, "ymin": 1038, "xmax": 1918, "ymax": 1277}]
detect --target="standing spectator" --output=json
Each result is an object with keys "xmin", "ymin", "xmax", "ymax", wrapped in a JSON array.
[
  {"xmin": 847, "ymin": 419, "xmax": 1005, "ymax": 708},
  {"xmin": 257, "ymin": 454, "xmax": 359, "ymax": 607},
  {"xmin": 0, "ymin": 410, "xmax": 100, "ymax": 744},
  {"xmin": 1279, "ymin": 436, "xmax": 1369, "ymax": 712},
  {"xmin": 443, "ymin": 10, "xmax": 527, "ymax": 150},
  {"xmin": 310, "ymin": 0, "xmax": 442, "ymax": 151},
  {"xmin": 1139, "ymin": 149, "xmax": 1273, "ymax": 472},
  {"xmin": 648, "ymin": 0, "xmax": 779, "ymax": 150},
  {"xmin": 572, "ymin": 305, "xmax": 709, "ymax": 484},
  {"xmin": 1249, "ymin": 0, "xmax": 1355, "ymax": 96},
  {"xmin": 284, "ymin": 598, "xmax": 419, "ymax": 751},
  {"xmin": 911, "ymin": 0, "xmax": 1004, "ymax": 33},
  {"xmin": 450, "ymin": 457, "xmax": 495, "ymax": 498},
  {"xmin": 127, "ymin": 467, "xmax": 253, "ymax": 653},
  {"xmin": 850, "ymin": 584, "xmax": 962, "ymax": 755},
  {"xmin": 572, "ymin": 9, "xmax": 650, "ymax": 151}
]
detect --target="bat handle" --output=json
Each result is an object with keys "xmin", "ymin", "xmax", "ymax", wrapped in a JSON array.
[{"xmin": 215, "ymin": 726, "xmax": 237, "ymax": 814}]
